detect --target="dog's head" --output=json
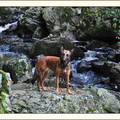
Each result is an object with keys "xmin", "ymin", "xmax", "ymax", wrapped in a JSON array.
[{"xmin": 60, "ymin": 44, "xmax": 74, "ymax": 65}]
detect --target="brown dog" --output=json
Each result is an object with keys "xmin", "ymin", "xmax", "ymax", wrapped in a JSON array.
[{"xmin": 31, "ymin": 45, "xmax": 74, "ymax": 94}]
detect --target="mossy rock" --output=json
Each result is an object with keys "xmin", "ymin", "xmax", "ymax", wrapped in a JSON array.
[
  {"xmin": 42, "ymin": 7, "xmax": 77, "ymax": 40},
  {"xmin": 29, "ymin": 36, "xmax": 84, "ymax": 59},
  {"xmin": 2, "ymin": 56, "xmax": 33, "ymax": 83}
]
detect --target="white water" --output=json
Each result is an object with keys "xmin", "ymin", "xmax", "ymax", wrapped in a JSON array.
[
  {"xmin": 0, "ymin": 21, "xmax": 17, "ymax": 34},
  {"xmin": 70, "ymin": 50, "xmax": 109, "ymax": 88}
]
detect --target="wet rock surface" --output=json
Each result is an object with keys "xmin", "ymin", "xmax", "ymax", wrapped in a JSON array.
[
  {"xmin": 2, "ymin": 55, "xmax": 33, "ymax": 83},
  {"xmin": 42, "ymin": 7, "xmax": 77, "ymax": 41},
  {"xmin": 9, "ymin": 84, "xmax": 120, "ymax": 113},
  {"xmin": 29, "ymin": 36, "xmax": 84, "ymax": 59},
  {"xmin": 1, "ymin": 7, "xmax": 120, "ymax": 114}
]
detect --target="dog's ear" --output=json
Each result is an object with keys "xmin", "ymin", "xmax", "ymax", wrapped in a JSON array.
[
  {"xmin": 70, "ymin": 48, "xmax": 74, "ymax": 54},
  {"xmin": 61, "ymin": 44, "xmax": 65, "ymax": 51}
]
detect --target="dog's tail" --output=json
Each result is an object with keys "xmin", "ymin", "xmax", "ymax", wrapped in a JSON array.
[{"xmin": 31, "ymin": 70, "xmax": 38, "ymax": 84}]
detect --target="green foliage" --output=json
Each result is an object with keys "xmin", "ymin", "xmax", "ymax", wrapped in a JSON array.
[
  {"xmin": 0, "ymin": 70, "xmax": 9, "ymax": 113},
  {"xmin": 0, "ymin": 61, "xmax": 3, "ymax": 69},
  {"xmin": 63, "ymin": 96, "xmax": 66, "ymax": 100},
  {"xmin": 0, "ymin": 7, "xmax": 12, "ymax": 21},
  {"xmin": 78, "ymin": 7, "xmax": 120, "ymax": 39},
  {"xmin": 0, "ymin": 70, "xmax": 9, "ymax": 94},
  {"xmin": 0, "ymin": 91, "xmax": 9, "ymax": 113},
  {"xmin": 13, "ymin": 61, "xmax": 26, "ymax": 73},
  {"xmin": 55, "ymin": 7, "xmax": 75, "ymax": 32},
  {"xmin": 86, "ymin": 107, "xmax": 94, "ymax": 113}
]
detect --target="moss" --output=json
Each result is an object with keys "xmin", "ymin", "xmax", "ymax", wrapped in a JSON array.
[
  {"xmin": 63, "ymin": 96, "xmax": 66, "ymax": 100},
  {"xmin": 20, "ymin": 61, "xmax": 26, "ymax": 71},
  {"xmin": 21, "ymin": 109, "xmax": 28, "ymax": 113},
  {"xmin": 86, "ymin": 107, "xmax": 94, "ymax": 113},
  {"xmin": 0, "ymin": 70, "xmax": 9, "ymax": 94},
  {"xmin": 93, "ymin": 96, "xmax": 97, "ymax": 103}
]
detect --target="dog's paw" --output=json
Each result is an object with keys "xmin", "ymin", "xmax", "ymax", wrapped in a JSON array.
[{"xmin": 43, "ymin": 89, "xmax": 48, "ymax": 91}]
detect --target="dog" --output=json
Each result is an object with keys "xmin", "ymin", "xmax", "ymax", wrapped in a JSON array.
[{"xmin": 31, "ymin": 45, "xmax": 74, "ymax": 94}]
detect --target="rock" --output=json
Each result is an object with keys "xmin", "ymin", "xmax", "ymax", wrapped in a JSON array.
[
  {"xmin": 71, "ymin": 40, "xmax": 80, "ymax": 46},
  {"xmin": 9, "ymin": 42, "xmax": 29, "ymax": 54},
  {"xmin": 4, "ymin": 38, "xmax": 23, "ymax": 44},
  {"xmin": 86, "ymin": 40, "xmax": 106, "ymax": 50},
  {"xmin": 100, "ymin": 62, "xmax": 120, "ymax": 83},
  {"xmin": 84, "ymin": 50, "xmax": 98, "ymax": 62},
  {"xmin": 115, "ymin": 52, "xmax": 120, "ymax": 62},
  {"xmin": 0, "ymin": 7, "xmax": 27, "ymax": 26},
  {"xmin": 79, "ymin": 46, "xmax": 87, "ymax": 52},
  {"xmin": 76, "ymin": 7, "xmax": 119, "ymax": 42},
  {"xmin": 3, "ymin": 55, "xmax": 33, "ymax": 83},
  {"xmin": 17, "ymin": 7, "xmax": 49, "ymax": 39},
  {"xmin": 107, "ymin": 54, "xmax": 115, "ymax": 61},
  {"xmin": 94, "ymin": 87, "xmax": 120, "ymax": 113},
  {"xmin": 94, "ymin": 46, "xmax": 116, "ymax": 61},
  {"xmin": 100, "ymin": 77, "xmax": 110, "ymax": 84},
  {"xmin": 77, "ymin": 60, "xmax": 91, "ymax": 73},
  {"xmin": 94, "ymin": 46, "xmax": 116, "ymax": 53},
  {"xmin": 10, "ymin": 86, "xmax": 120, "ymax": 113},
  {"xmin": 11, "ymin": 83, "xmax": 30, "ymax": 90},
  {"xmin": 29, "ymin": 36, "xmax": 84, "ymax": 59},
  {"xmin": 91, "ymin": 62, "xmax": 104, "ymax": 72},
  {"xmin": 42, "ymin": 7, "xmax": 78, "ymax": 41}
]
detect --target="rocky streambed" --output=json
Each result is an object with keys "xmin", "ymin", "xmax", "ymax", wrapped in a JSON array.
[
  {"xmin": 1, "ymin": 7, "xmax": 120, "ymax": 114},
  {"xmin": 10, "ymin": 82, "xmax": 120, "ymax": 113}
]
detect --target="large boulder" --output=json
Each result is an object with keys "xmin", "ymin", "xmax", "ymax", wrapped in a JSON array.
[
  {"xmin": 115, "ymin": 52, "xmax": 120, "ymax": 62},
  {"xmin": 29, "ymin": 36, "xmax": 84, "ymax": 59},
  {"xmin": 86, "ymin": 40, "xmax": 106, "ymax": 50},
  {"xmin": 10, "ymin": 85, "xmax": 120, "ymax": 113},
  {"xmin": 100, "ymin": 62, "xmax": 120, "ymax": 83},
  {"xmin": 76, "ymin": 7, "xmax": 119, "ymax": 42},
  {"xmin": 16, "ymin": 7, "xmax": 49, "ymax": 39},
  {"xmin": 42, "ymin": 7, "xmax": 78, "ymax": 41},
  {"xmin": 0, "ymin": 7, "xmax": 27, "ymax": 26},
  {"xmin": 77, "ymin": 60, "xmax": 91, "ymax": 73},
  {"xmin": 2, "ymin": 55, "xmax": 33, "ymax": 83}
]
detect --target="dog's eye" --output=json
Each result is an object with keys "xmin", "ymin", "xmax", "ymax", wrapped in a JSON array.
[{"xmin": 62, "ymin": 53, "xmax": 65, "ymax": 56}]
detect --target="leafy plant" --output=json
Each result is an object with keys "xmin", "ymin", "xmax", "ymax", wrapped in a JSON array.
[
  {"xmin": 0, "ymin": 70, "xmax": 10, "ymax": 113},
  {"xmin": 78, "ymin": 7, "xmax": 120, "ymax": 39},
  {"xmin": 0, "ymin": 91, "xmax": 9, "ymax": 113}
]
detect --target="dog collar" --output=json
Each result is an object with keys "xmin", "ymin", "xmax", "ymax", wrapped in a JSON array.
[{"xmin": 58, "ymin": 58, "xmax": 69, "ymax": 70}]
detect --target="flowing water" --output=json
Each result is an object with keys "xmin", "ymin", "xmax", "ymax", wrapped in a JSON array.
[
  {"xmin": 69, "ymin": 50, "xmax": 109, "ymax": 89},
  {"xmin": 0, "ymin": 22, "xmax": 110, "ymax": 89}
]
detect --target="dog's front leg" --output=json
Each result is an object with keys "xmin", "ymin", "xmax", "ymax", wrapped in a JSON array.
[
  {"xmin": 66, "ymin": 76, "xmax": 73, "ymax": 94},
  {"xmin": 55, "ymin": 73, "xmax": 59, "ymax": 94}
]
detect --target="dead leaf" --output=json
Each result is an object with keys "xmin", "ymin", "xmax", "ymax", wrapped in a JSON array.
[{"xmin": 7, "ymin": 79, "xmax": 11, "ymax": 83}]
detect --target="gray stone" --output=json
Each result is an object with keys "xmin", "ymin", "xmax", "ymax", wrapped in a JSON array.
[
  {"xmin": 42, "ymin": 7, "xmax": 77, "ymax": 41},
  {"xmin": 9, "ymin": 86, "xmax": 120, "ymax": 113},
  {"xmin": 29, "ymin": 36, "xmax": 84, "ymax": 59},
  {"xmin": 101, "ymin": 62, "xmax": 120, "ymax": 83},
  {"xmin": 3, "ymin": 55, "xmax": 33, "ymax": 83}
]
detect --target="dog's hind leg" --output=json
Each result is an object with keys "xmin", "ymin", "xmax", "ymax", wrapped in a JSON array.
[{"xmin": 41, "ymin": 70, "xmax": 49, "ymax": 91}]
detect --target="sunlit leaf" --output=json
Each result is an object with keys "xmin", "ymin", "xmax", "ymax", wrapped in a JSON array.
[{"xmin": 1, "ymin": 92, "xmax": 9, "ymax": 97}]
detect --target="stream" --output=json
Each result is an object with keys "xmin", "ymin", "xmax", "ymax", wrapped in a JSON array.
[
  {"xmin": 70, "ymin": 50, "xmax": 108, "ymax": 89},
  {"xmin": 0, "ymin": 22, "xmax": 112, "ymax": 91}
]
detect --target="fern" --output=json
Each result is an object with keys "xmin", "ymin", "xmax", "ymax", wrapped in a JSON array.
[{"xmin": 0, "ymin": 70, "xmax": 10, "ymax": 113}]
